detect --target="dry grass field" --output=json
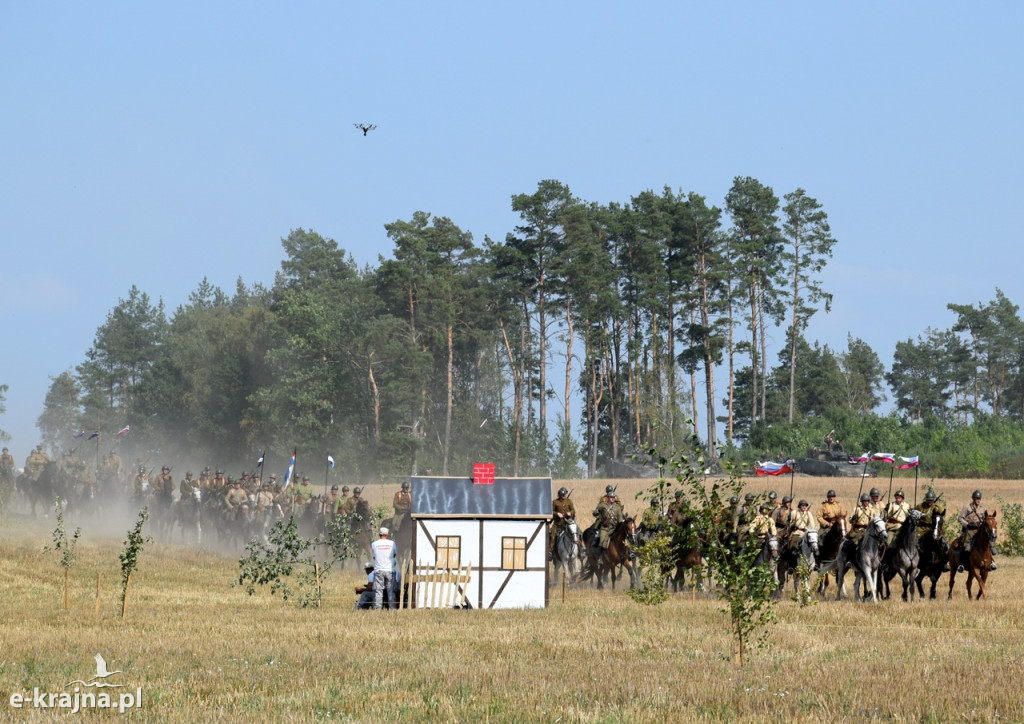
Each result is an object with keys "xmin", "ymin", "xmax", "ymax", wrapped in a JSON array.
[{"xmin": 1, "ymin": 475, "xmax": 1022, "ymax": 723}]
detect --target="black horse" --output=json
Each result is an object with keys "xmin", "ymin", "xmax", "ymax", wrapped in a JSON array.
[
  {"xmin": 915, "ymin": 512, "xmax": 949, "ymax": 599},
  {"xmin": 880, "ymin": 509, "xmax": 922, "ymax": 601},
  {"xmin": 16, "ymin": 461, "xmax": 58, "ymax": 516}
]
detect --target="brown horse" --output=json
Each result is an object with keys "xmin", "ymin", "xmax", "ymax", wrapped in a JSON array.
[
  {"xmin": 948, "ymin": 510, "xmax": 998, "ymax": 601},
  {"xmin": 581, "ymin": 517, "xmax": 637, "ymax": 590}
]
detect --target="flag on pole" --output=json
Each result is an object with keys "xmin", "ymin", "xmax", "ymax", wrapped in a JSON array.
[
  {"xmin": 87, "ymin": 431, "xmax": 100, "ymax": 441},
  {"xmin": 871, "ymin": 452, "xmax": 895, "ymax": 464},
  {"xmin": 897, "ymin": 455, "xmax": 919, "ymax": 469},
  {"xmin": 116, "ymin": 425, "xmax": 130, "ymax": 437},
  {"xmin": 256, "ymin": 451, "xmax": 265, "ymax": 472},
  {"xmin": 755, "ymin": 460, "xmax": 793, "ymax": 476},
  {"xmin": 72, "ymin": 430, "xmax": 86, "ymax": 439},
  {"xmin": 327, "ymin": 454, "xmax": 335, "ymax": 470},
  {"xmin": 283, "ymin": 449, "xmax": 297, "ymax": 488},
  {"xmin": 851, "ymin": 452, "xmax": 871, "ymax": 463}
]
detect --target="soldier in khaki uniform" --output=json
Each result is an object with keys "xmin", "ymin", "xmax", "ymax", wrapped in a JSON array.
[
  {"xmin": 816, "ymin": 490, "xmax": 847, "ymax": 529},
  {"xmin": 666, "ymin": 489, "xmax": 690, "ymax": 526},
  {"xmin": 771, "ymin": 496, "xmax": 793, "ymax": 536},
  {"xmin": 254, "ymin": 482, "xmax": 277, "ymax": 513},
  {"xmin": 869, "ymin": 487, "xmax": 885, "ymax": 518},
  {"xmin": 293, "ymin": 476, "xmax": 316, "ymax": 512},
  {"xmin": 224, "ymin": 480, "xmax": 248, "ymax": 513},
  {"xmin": 915, "ymin": 490, "xmax": 946, "ymax": 533},
  {"xmin": 848, "ymin": 493, "xmax": 875, "ymax": 544},
  {"xmin": 592, "ymin": 490, "xmax": 625, "ymax": 550},
  {"xmin": 549, "ymin": 487, "xmax": 577, "ymax": 559},
  {"xmin": 0, "ymin": 446, "xmax": 14, "ymax": 494},
  {"xmin": 750, "ymin": 504, "xmax": 777, "ymax": 540},
  {"xmin": 883, "ymin": 489, "xmax": 910, "ymax": 546},
  {"xmin": 392, "ymin": 482, "xmax": 412, "ymax": 532},
  {"xmin": 24, "ymin": 445, "xmax": 50, "ymax": 483},
  {"xmin": 787, "ymin": 500, "xmax": 817, "ymax": 549},
  {"xmin": 179, "ymin": 471, "xmax": 198, "ymax": 498},
  {"xmin": 154, "ymin": 466, "xmax": 175, "ymax": 506},
  {"xmin": 132, "ymin": 466, "xmax": 151, "ymax": 500}
]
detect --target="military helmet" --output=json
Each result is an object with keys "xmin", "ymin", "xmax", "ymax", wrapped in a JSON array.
[
  {"xmin": 605, "ymin": 485, "xmax": 615, "ymax": 495},
  {"xmin": 557, "ymin": 487, "xmax": 568, "ymax": 497},
  {"xmin": 924, "ymin": 490, "xmax": 936, "ymax": 502},
  {"xmin": 185, "ymin": 470, "xmax": 193, "ymax": 477},
  {"xmin": 870, "ymin": 487, "xmax": 880, "ymax": 497},
  {"xmin": 827, "ymin": 489, "xmax": 837, "ymax": 498},
  {"xmin": 401, "ymin": 482, "xmax": 410, "ymax": 489},
  {"xmin": 162, "ymin": 465, "xmax": 170, "ymax": 471},
  {"xmin": 782, "ymin": 495, "xmax": 792, "ymax": 504},
  {"xmin": 744, "ymin": 492, "xmax": 755, "ymax": 502},
  {"xmin": 768, "ymin": 490, "xmax": 777, "ymax": 500},
  {"xmin": 651, "ymin": 498, "xmax": 661, "ymax": 507},
  {"xmin": 331, "ymin": 485, "xmax": 339, "ymax": 491},
  {"xmin": 894, "ymin": 489, "xmax": 905, "ymax": 498},
  {"xmin": 798, "ymin": 499, "xmax": 809, "ymax": 508},
  {"xmin": 342, "ymin": 485, "xmax": 350, "ymax": 492},
  {"xmin": 860, "ymin": 493, "xmax": 870, "ymax": 502},
  {"xmin": 674, "ymin": 489, "xmax": 683, "ymax": 498},
  {"xmin": 729, "ymin": 496, "xmax": 739, "ymax": 505},
  {"xmin": 972, "ymin": 490, "xmax": 982, "ymax": 500},
  {"xmin": 353, "ymin": 486, "xmax": 362, "ymax": 495}
]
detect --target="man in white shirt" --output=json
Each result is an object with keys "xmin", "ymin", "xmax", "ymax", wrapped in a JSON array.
[{"xmin": 371, "ymin": 526, "xmax": 397, "ymax": 610}]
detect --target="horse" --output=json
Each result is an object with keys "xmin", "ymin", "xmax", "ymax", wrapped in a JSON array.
[
  {"xmin": 16, "ymin": 461, "xmax": 58, "ymax": 517},
  {"xmin": 880, "ymin": 509, "xmax": 922, "ymax": 601},
  {"xmin": 779, "ymin": 529, "xmax": 819, "ymax": 597},
  {"xmin": 668, "ymin": 519, "xmax": 706, "ymax": 593},
  {"xmin": 551, "ymin": 515, "xmax": 583, "ymax": 585},
  {"xmin": 345, "ymin": 499, "xmax": 376, "ymax": 566},
  {"xmin": 948, "ymin": 510, "xmax": 998, "ymax": 601},
  {"xmin": 752, "ymin": 534, "xmax": 780, "ymax": 590},
  {"xmin": 839, "ymin": 516, "xmax": 886, "ymax": 602},
  {"xmin": 581, "ymin": 517, "xmax": 637, "ymax": 590},
  {"xmin": 915, "ymin": 512, "xmax": 949, "ymax": 599},
  {"xmin": 175, "ymin": 487, "xmax": 204, "ymax": 545},
  {"xmin": 815, "ymin": 515, "xmax": 847, "ymax": 598}
]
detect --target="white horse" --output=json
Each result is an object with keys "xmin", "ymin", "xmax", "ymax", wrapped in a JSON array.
[
  {"xmin": 839, "ymin": 516, "xmax": 886, "ymax": 602},
  {"xmin": 552, "ymin": 516, "xmax": 583, "ymax": 585}
]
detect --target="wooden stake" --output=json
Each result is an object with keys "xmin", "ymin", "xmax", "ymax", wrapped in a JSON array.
[
  {"xmin": 121, "ymin": 574, "xmax": 130, "ymax": 621},
  {"xmin": 95, "ymin": 572, "xmax": 100, "ymax": 616}
]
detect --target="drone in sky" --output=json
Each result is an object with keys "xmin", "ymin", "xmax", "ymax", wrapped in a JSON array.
[{"xmin": 354, "ymin": 123, "xmax": 377, "ymax": 136}]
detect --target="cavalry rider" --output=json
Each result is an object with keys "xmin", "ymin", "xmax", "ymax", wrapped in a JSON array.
[
  {"xmin": 766, "ymin": 490, "xmax": 780, "ymax": 513},
  {"xmin": 392, "ymin": 481, "xmax": 412, "ymax": 532},
  {"xmin": 592, "ymin": 488, "xmax": 625, "ymax": 550},
  {"xmin": 325, "ymin": 485, "xmax": 342, "ymax": 517},
  {"xmin": 598, "ymin": 484, "xmax": 616, "ymax": 505},
  {"xmin": 848, "ymin": 493, "xmax": 875, "ymax": 544},
  {"xmin": 24, "ymin": 445, "xmax": 50, "ymax": 483},
  {"xmin": 224, "ymin": 479, "xmax": 249, "ymax": 516},
  {"xmin": 132, "ymin": 466, "xmax": 151, "ymax": 500},
  {"xmin": 750, "ymin": 503, "xmax": 777, "ymax": 542},
  {"xmin": 254, "ymin": 481, "xmax": 277, "ymax": 513},
  {"xmin": 179, "ymin": 470, "xmax": 198, "ymax": 498},
  {"xmin": 956, "ymin": 490, "xmax": 996, "ymax": 571},
  {"xmin": 0, "ymin": 446, "xmax": 15, "ymax": 487},
  {"xmin": 915, "ymin": 490, "xmax": 946, "ymax": 532},
  {"xmin": 154, "ymin": 466, "xmax": 175, "ymax": 507},
  {"xmin": 293, "ymin": 475, "xmax": 316, "ymax": 514},
  {"xmin": 786, "ymin": 499, "xmax": 817, "ymax": 550},
  {"xmin": 771, "ymin": 495, "xmax": 793, "ymax": 535},
  {"xmin": 640, "ymin": 497, "xmax": 663, "ymax": 534},
  {"xmin": 869, "ymin": 487, "xmax": 885, "ymax": 518},
  {"xmin": 883, "ymin": 489, "xmax": 910, "ymax": 546},
  {"xmin": 549, "ymin": 486, "xmax": 576, "ymax": 560},
  {"xmin": 734, "ymin": 492, "xmax": 756, "ymax": 544},
  {"xmin": 816, "ymin": 489, "xmax": 847, "ymax": 530},
  {"xmin": 666, "ymin": 489, "xmax": 690, "ymax": 526}
]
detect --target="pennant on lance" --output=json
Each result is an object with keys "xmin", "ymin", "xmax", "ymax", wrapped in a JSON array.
[{"xmin": 897, "ymin": 455, "xmax": 919, "ymax": 469}]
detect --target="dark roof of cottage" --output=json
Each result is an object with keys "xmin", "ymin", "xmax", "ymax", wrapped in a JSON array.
[{"xmin": 410, "ymin": 476, "xmax": 552, "ymax": 518}]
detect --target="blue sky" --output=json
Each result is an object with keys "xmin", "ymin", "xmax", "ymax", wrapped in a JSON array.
[{"xmin": 2, "ymin": 3, "xmax": 1022, "ymax": 458}]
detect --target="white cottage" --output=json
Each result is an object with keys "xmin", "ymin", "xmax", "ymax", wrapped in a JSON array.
[{"xmin": 408, "ymin": 474, "xmax": 552, "ymax": 609}]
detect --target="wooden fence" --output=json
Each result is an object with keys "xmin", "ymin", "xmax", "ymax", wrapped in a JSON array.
[{"xmin": 399, "ymin": 559, "xmax": 472, "ymax": 609}]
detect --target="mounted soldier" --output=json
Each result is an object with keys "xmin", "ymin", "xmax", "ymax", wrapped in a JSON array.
[
  {"xmin": 849, "ymin": 493, "xmax": 874, "ymax": 544},
  {"xmin": 915, "ymin": 490, "xmax": 946, "ymax": 532},
  {"xmin": 549, "ymin": 486, "xmax": 576, "ymax": 560},
  {"xmin": 883, "ymin": 489, "xmax": 910, "ymax": 547},
  {"xmin": 816, "ymin": 489, "xmax": 847, "ymax": 530},
  {"xmin": 592, "ymin": 488, "xmax": 624, "ymax": 550},
  {"xmin": 786, "ymin": 499, "xmax": 817, "ymax": 549},
  {"xmin": 956, "ymin": 490, "xmax": 996, "ymax": 571},
  {"xmin": 391, "ymin": 481, "xmax": 412, "ymax": 533}
]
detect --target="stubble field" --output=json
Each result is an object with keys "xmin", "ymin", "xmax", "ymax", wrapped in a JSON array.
[{"xmin": 1, "ymin": 475, "xmax": 1021, "ymax": 723}]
